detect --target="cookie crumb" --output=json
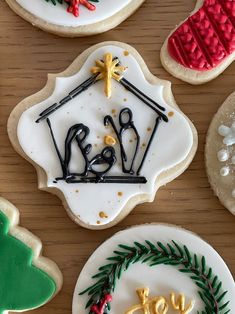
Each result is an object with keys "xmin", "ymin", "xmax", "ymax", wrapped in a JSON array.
[
  {"xmin": 118, "ymin": 192, "xmax": 123, "ymax": 197},
  {"xmin": 168, "ymin": 111, "xmax": 174, "ymax": 117}
]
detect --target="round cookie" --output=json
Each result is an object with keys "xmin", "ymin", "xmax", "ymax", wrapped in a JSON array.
[
  {"xmin": 5, "ymin": 0, "xmax": 145, "ymax": 37},
  {"xmin": 73, "ymin": 224, "xmax": 235, "ymax": 314},
  {"xmin": 8, "ymin": 41, "xmax": 198, "ymax": 230},
  {"xmin": 206, "ymin": 91, "xmax": 235, "ymax": 214},
  {"xmin": 161, "ymin": 0, "xmax": 235, "ymax": 84},
  {"xmin": 0, "ymin": 197, "xmax": 63, "ymax": 313}
]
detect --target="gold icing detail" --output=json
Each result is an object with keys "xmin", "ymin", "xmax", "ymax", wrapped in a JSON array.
[
  {"xmin": 99, "ymin": 211, "xmax": 108, "ymax": 219},
  {"xmin": 91, "ymin": 53, "xmax": 126, "ymax": 98},
  {"xmin": 104, "ymin": 135, "xmax": 117, "ymax": 146},
  {"xmin": 125, "ymin": 288, "xmax": 168, "ymax": 314},
  {"xmin": 170, "ymin": 293, "xmax": 194, "ymax": 314},
  {"xmin": 168, "ymin": 111, "xmax": 174, "ymax": 117},
  {"xmin": 126, "ymin": 288, "xmax": 194, "ymax": 314}
]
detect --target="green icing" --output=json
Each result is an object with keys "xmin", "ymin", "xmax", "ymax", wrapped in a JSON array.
[{"xmin": 0, "ymin": 211, "xmax": 56, "ymax": 314}]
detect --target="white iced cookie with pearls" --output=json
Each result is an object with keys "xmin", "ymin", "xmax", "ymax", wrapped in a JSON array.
[{"xmin": 206, "ymin": 92, "xmax": 235, "ymax": 215}]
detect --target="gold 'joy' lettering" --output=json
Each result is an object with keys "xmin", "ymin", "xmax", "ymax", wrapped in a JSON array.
[
  {"xmin": 170, "ymin": 292, "xmax": 195, "ymax": 314},
  {"xmin": 125, "ymin": 288, "xmax": 194, "ymax": 314},
  {"xmin": 125, "ymin": 288, "xmax": 168, "ymax": 314}
]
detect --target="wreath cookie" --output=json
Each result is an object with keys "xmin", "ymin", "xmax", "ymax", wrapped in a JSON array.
[
  {"xmin": 8, "ymin": 42, "xmax": 197, "ymax": 230},
  {"xmin": 161, "ymin": 0, "xmax": 235, "ymax": 84},
  {"xmin": 206, "ymin": 91, "xmax": 235, "ymax": 214},
  {"xmin": 0, "ymin": 197, "xmax": 63, "ymax": 313},
  {"xmin": 5, "ymin": 0, "xmax": 145, "ymax": 37},
  {"xmin": 73, "ymin": 224, "xmax": 235, "ymax": 314}
]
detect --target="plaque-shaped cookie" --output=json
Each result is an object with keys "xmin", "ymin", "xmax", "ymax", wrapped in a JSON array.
[{"xmin": 8, "ymin": 42, "xmax": 198, "ymax": 229}]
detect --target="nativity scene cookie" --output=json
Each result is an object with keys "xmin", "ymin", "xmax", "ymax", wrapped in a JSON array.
[
  {"xmin": 206, "ymin": 91, "xmax": 235, "ymax": 214},
  {"xmin": 8, "ymin": 42, "xmax": 198, "ymax": 230},
  {"xmin": 5, "ymin": 0, "xmax": 145, "ymax": 37},
  {"xmin": 73, "ymin": 224, "xmax": 235, "ymax": 314},
  {"xmin": 161, "ymin": 0, "xmax": 235, "ymax": 84},
  {"xmin": 0, "ymin": 197, "xmax": 63, "ymax": 314}
]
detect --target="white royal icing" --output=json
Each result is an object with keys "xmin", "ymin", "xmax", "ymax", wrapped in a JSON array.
[
  {"xmin": 15, "ymin": 0, "xmax": 132, "ymax": 27},
  {"xmin": 72, "ymin": 225, "xmax": 235, "ymax": 314},
  {"xmin": 217, "ymin": 121, "xmax": 235, "ymax": 198},
  {"xmin": 17, "ymin": 45, "xmax": 194, "ymax": 227}
]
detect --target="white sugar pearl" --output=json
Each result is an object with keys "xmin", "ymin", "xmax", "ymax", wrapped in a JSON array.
[
  {"xmin": 232, "ymin": 189, "xmax": 235, "ymax": 198},
  {"xmin": 218, "ymin": 125, "xmax": 230, "ymax": 136},
  {"xmin": 217, "ymin": 149, "xmax": 229, "ymax": 162},
  {"xmin": 220, "ymin": 166, "xmax": 230, "ymax": 176},
  {"xmin": 223, "ymin": 135, "xmax": 235, "ymax": 146},
  {"xmin": 232, "ymin": 155, "xmax": 235, "ymax": 165}
]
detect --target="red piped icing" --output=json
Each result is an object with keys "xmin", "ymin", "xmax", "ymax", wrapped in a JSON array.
[
  {"xmin": 65, "ymin": 0, "xmax": 96, "ymax": 17},
  {"xmin": 91, "ymin": 294, "xmax": 112, "ymax": 314},
  {"xmin": 167, "ymin": 0, "xmax": 235, "ymax": 71}
]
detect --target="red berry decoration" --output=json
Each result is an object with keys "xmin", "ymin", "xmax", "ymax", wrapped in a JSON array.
[
  {"xmin": 91, "ymin": 294, "xmax": 113, "ymax": 314},
  {"xmin": 65, "ymin": 0, "xmax": 96, "ymax": 17}
]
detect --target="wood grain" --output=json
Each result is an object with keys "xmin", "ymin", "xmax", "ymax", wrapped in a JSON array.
[{"xmin": 0, "ymin": 1, "xmax": 234, "ymax": 313}]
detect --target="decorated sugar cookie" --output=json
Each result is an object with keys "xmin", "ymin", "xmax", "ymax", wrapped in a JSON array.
[
  {"xmin": 206, "ymin": 91, "xmax": 235, "ymax": 214},
  {"xmin": 5, "ymin": 0, "xmax": 145, "ymax": 37},
  {"xmin": 8, "ymin": 42, "xmax": 197, "ymax": 230},
  {"xmin": 161, "ymin": 0, "xmax": 235, "ymax": 84},
  {"xmin": 73, "ymin": 224, "xmax": 235, "ymax": 314},
  {"xmin": 0, "ymin": 197, "xmax": 63, "ymax": 313}
]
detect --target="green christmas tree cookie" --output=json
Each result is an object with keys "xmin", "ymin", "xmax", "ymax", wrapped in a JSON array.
[{"xmin": 0, "ymin": 198, "xmax": 63, "ymax": 314}]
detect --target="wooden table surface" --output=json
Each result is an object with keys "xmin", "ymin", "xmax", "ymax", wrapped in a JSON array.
[{"xmin": 1, "ymin": 1, "xmax": 235, "ymax": 313}]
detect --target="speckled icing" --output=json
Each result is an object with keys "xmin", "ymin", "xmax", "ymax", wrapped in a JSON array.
[
  {"xmin": 217, "ymin": 121, "xmax": 235, "ymax": 198},
  {"xmin": 17, "ymin": 45, "xmax": 194, "ymax": 227},
  {"xmin": 72, "ymin": 224, "xmax": 235, "ymax": 314},
  {"xmin": 15, "ymin": 0, "xmax": 132, "ymax": 27}
]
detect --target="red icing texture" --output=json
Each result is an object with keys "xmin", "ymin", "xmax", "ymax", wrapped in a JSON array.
[
  {"xmin": 168, "ymin": 0, "xmax": 235, "ymax": 71},
  {"xmin": 65, "ymin": 0, "xmax": 96, "ymax": 17}
]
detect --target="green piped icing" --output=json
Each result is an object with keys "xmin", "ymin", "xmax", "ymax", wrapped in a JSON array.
[{"xmin": 0, "ymin": 211, "xmax": 56, "ymax": 314}]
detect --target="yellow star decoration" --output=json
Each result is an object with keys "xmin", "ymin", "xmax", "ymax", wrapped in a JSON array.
[{"xmin": 91, "ymin": 53, "xmax": 126, "ymax": 98}]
